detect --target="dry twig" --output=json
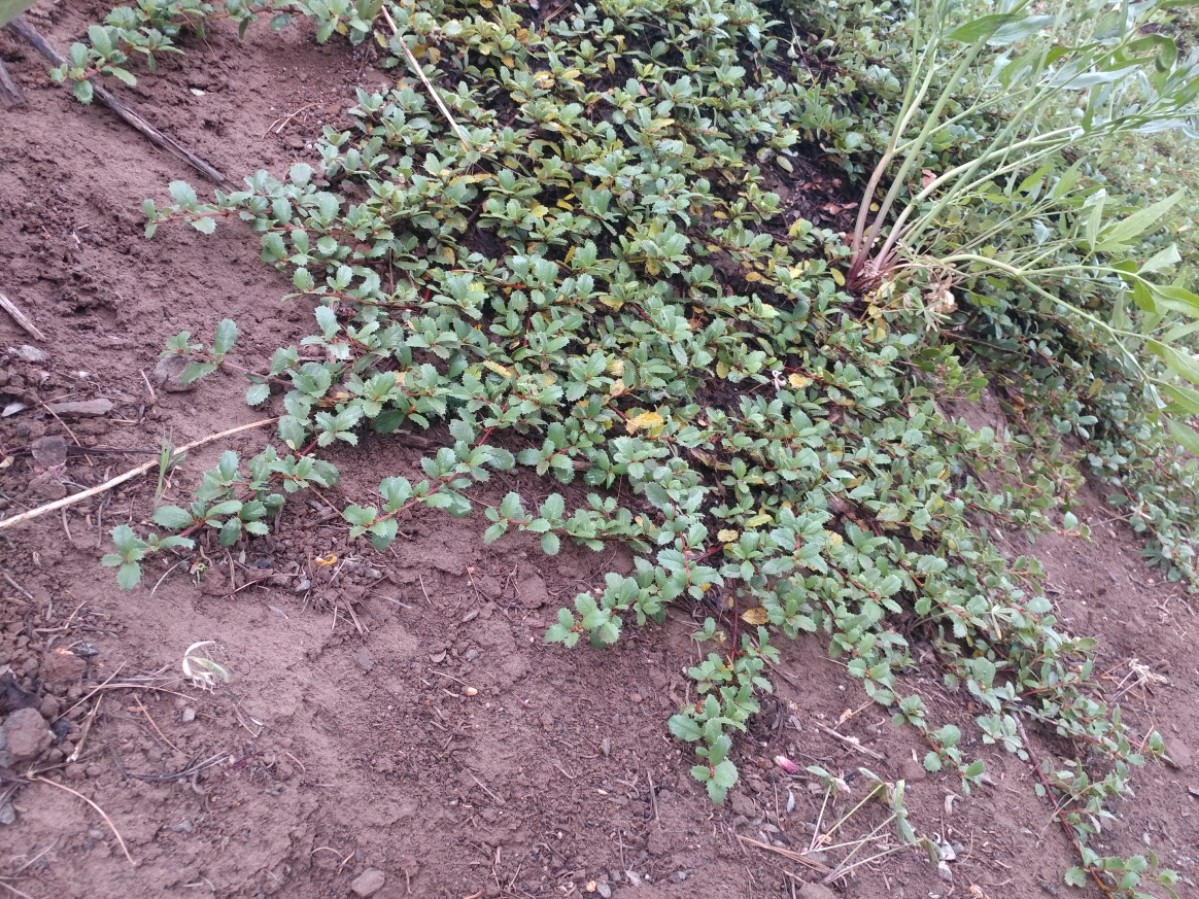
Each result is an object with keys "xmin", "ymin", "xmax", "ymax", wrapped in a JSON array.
[
  {"xmin": 379, "ymin": 5, "xmax": 470, "ymax": 149},
  {"xmin": 30, "ymin": 776, "xmax": 136, "ymax": 866},
  {"xmin": 0, "ymin": 418, "xmax": 277, "ymax": 532},
  {"xmin": 0, "ymin": 290, "xmax": 43, "ymax": 340},
  {"xmin": 6, "ymin": 15, "xmax": 226, "ymax": 185}
]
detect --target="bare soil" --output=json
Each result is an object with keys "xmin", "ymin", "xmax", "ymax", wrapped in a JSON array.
[{"xmin": 1, "ymin": 7, "xmax": 1197, "ymax": 899}]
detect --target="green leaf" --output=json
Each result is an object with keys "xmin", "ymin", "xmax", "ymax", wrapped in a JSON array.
[
  {"xmin": 73, "ymin": 79, "xmax": 94, "ymax": 104},
  {"xmin": 169, "ymin": 180, "xmax": 198, "ymax": 206},
  {"xmin": 246, "ymin": 382, "xmax": 271, "ymax": 406},
  {"xmin": 219, "ymin": 517, "xmax": 242, "ymax": 546},
  {"xmin": 1093, "ymin": 191, "xmax": 1183, "ymax": 253},
  {"xmin": 191, "ymin": 216, "xmax": 217, "ymax": 235},
  {"xmin": 117, "ymin": 561, "xmax": 142, "ymax": 590},
  {"xmin": 87, "ymin": 24, "xmax": 112, "ymax": 55},
  {"xmin": 1064, "ymin": 867, "xmax": 1088, "ymax": 888},
  {"xmin": 946, "ymin": 13, "xmax": 1048, "ymax": 46},
  {"xmin": 108, "ymin": 67, "xmax": 137, "ymax": 88},
  {"xmin": 711, "ymin": 758, "xmax": 738, "ymax": 789},
  {"xmin": 181, "ymin": 361, "xmax": 217, "ymax": 384},
  {"xmin": 1166, "ymin": 418, "xmax": 1199, "ymax": 456},
  {"xmin": 206, "ymin": 500, "xmax": 244, "ymax": 518},
  {"xmin": 152, "ymin": 505, "xmax": 194, "ymax": 529},
  {"xmin": 213, "ymin": 319, "xmax": 238, "ymax": 356},
  {"xmin": 1148, "ymin": 339, "xmax": 1199, "ymax": 387},
  {"xmin": 1149, "ymin": 283, "xmax": 1199, "ymax": 319},
  {"xmin": 541, "ymin": 532, "xmax": 561, "ymax": 555},
  {"xmin": 289, "ymin": 162, "xmax": 314, "ymax": 185},
  {"xmin": 668, "ymin": 715, "xmax": 702, "ymax": 742}
]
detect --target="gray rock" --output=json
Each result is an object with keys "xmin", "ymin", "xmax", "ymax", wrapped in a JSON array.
[
  {"xmin": 2, "ymin": 708, "xmax": 52, "ymax": 764},
  {"xmin": 1167, "ymin": 738, "xmax": 1193, "ymax": 769},
  {"xmin": 154, "ymin": 354, "xmax": 199, "ymax": 393},
  {"xmin": 797, "ymin": 883, "xmax": 839, "ymax": 899},
  {"xmin": 350, "ymin": 869, "xmax": 386, "ymax": 897},
  {"xmin": 44, "ymin": 399, "xmax": 114, "ymax": 417},
  {"xmin": 12, "ymin": 345, "xmax": 48, "ymax": 364}
]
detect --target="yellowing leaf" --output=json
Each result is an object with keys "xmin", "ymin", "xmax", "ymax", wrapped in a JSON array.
[
  {"xmin": 716, "ymin": 361, "xmax": 731, "ymax": 378},
  {"xmin": 314, "ymin": 553, "xmax": 338, "ymax": 567},
  {"xmin": 625, "ymin": 410, "xmax": 665, "ymax": 434},
  {"xmin": 605, "ymin": 359, "xmax": 625, "ymax": 377},
  {"xmin": 830, "ymin": 269, "xmax": 846, "ymax": 287},
  {"xmin": 745, "ymin": 513, "xmax": 772, "ymax": 528},
  {"xmin": 788, "ymin": 373, "xmax": 812, "ymax": 389},
  {"xmin": 744, "ymin": 271, "xmax": 762, "ymax": 282},
  {"xmin": 483, "ymin": 360, "xmax": 514, "ymax": 378},
  {"xmin": 825, "ymin": 531, "xmax": 843, "ymax": 548},
  {"xmin": 717, "ymin": 529, "xmax": 739, "ymax": 543},
  {"xmin": 741, "ymin": 607, "xmax": 771, "ymax": 626}
]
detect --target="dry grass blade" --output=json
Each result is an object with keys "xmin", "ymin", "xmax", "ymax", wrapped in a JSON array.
[
  {"xmin": 0, "ymin": 418, "xmax": 277, "ymax": 532},
  {"xmin": 736, "ymin": 835, "xmax": 833, "ymax": 875},
  {"xmin": 379, "ymin": 4, "xmax": 469, "ymax": 149},
  {"xmin": 0, "ymin": 879, "xmax": 39, "ymax": 899},
  {"xmin": 30, "ymin": 776, "xmax": 136, "ymax": 866}
]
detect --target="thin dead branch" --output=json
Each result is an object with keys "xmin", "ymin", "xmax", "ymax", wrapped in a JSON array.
[
  {"xmin": 0, "ymin": 291, "xmax": 44, "ymax": 340},
  {"xmin": 6, "ymin": 15, "xmax": 226, "ymax": 185},
  {"xmin": 379, "ymin": 5, "xmax": 470, "ymax": 149},
  {"xmin": 30, "ymin": 776, "xmax": 136, "ymax": 866},
  {"xmin": 0, "ymin": 418, "xmax": 277, "ymax": 532}
]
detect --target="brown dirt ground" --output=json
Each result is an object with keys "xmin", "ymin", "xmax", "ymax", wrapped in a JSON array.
[{"xmin": 1, "ymin": 6, "xmax": 1198, "ymax": 899}]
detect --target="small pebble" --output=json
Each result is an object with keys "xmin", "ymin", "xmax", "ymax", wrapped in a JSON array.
[
  {"xmin": 13, "ymin": 345, "xmax": 49, "ymax": 363},
  {"xmin": 350, "ymin": 869, "xmax": 386, "ymax": 897},
  {"xmin": 181, "ymin": 708, "xmax": 196, "ymax": 723}
]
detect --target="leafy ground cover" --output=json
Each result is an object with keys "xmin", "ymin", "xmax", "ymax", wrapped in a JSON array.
[{"xmin": 2, "ymin": 0, "xmax": 1199, "ymax": 897}]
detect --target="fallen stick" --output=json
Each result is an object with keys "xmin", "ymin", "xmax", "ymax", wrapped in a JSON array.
[
  {"xmin": 0, "ymin": 290, "xmax": 43, "ymax": 340},
  {"xmin": 6, "ymin": 15, "xmax": 227, "ymax": 185},
  {"xmin": 0, "ymin": 417, "xmax": 277, "ymax": 532}
]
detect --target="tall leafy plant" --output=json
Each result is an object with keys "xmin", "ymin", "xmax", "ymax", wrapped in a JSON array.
[{"xmin": 848, "ymin": 0, "xmax": 1199, "ymax": 445}]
